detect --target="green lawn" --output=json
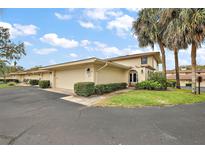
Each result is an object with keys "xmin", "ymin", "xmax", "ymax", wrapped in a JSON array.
[
  {"xmin": 96, "ymin": 88, "xmax": 205, "ymax": 107},
  {"xmin": 0, "ymin": 83, "xmax": 14, "ymax": 89}
]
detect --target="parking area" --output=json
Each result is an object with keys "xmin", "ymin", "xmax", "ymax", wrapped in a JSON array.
[{"xmin": 0, "ymin": 87, "xmax": 205, "ymax": 144}]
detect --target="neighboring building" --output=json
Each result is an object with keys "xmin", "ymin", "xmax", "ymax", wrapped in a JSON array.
[
  {"xmin": 8, "ymin": 52, "xmax": 161, "ymax": 90},
  {"xmin": 167, "ymin": 69, "xmax": 205, "ymax": 87}
]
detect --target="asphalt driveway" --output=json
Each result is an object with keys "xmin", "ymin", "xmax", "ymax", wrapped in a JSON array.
[{"xmin": 0, "ymin": 87, "xmax": 205, "ymax": 144}]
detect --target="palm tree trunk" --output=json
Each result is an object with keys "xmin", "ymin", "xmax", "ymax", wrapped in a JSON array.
[
  {"xmin": 158, "ymin": 41, "xmax": 167, "ymax": 79},
  {"xmin": 174, "ymin": 48, "xmax": 180, "ymax": 89},
  {"xmin": 191, "ymin": 42, "xmax": 197, "ymax": 94}
]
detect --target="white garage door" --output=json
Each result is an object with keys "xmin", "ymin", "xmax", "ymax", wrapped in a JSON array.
[{"xmin": 55, "ymin": 67, "xmax": 88, "ymax": 89}]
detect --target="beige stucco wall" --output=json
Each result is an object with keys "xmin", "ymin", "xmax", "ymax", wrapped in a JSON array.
[
  {"xmin": 53, "ymin": 64, "xmax": 94, "ymax": 89},
  {"xmin": 112, "ymin": 56, "xmax": 158, "ymax": 70},
  {"xmin": 94, "ymin": 64, "xmax": 128, "ymax": 85},
  {"xmin": 180, "ymin": 80, "xmax": 205, "ymax": 87},
  {"xmin": 41, "ymin": 72, "xmax": 51, "ymax": 80},
  {"xmin": 112, "ymin": 57, "xmax": 141, "ymax": 67}
]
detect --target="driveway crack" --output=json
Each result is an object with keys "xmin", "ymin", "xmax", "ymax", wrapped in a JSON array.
[{"xmin": 8, "ymin": 125, "xmax": 34, "ymax": 145}]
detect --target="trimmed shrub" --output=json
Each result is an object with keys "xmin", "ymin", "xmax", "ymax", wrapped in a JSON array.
[
  {"xmin": 149, "ymin": 72, "xmax": 167, "ymax": 89},
  {"xmin": 7, "ymin": 82, "xmax": 16, "ymax": 86},
  {"xmin": 136, "ymin": 80, "xmax": 162, "ymax": 90},
  {"xmin": 0, "ymin": 79, "xmax": 19, "ymax": 83},
  {"xmin": 39, "ymin": 80, "xmax": 50, "ymax": 89},
  {"xmin": 23, "ymin": 79, "xmax": 30, "ymax": 83},
  {"xmin": 29, "ymin": 79, "xmax": 39, "ymax": 85},
  {"xmin": 74, "ymin": 82, "xmax": 95, "ymax": 97},
  {"xmin": 95, "ymin": 82, "xmax": 127, "ymax": 95},
  {"xmin": 167, "ymin": 80, "xmax": 176, "ymax": 88}
]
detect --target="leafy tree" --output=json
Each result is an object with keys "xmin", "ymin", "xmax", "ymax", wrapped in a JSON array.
[
  {"xmin": 0, "ymin": 27, "xmax": 26, "ymax": 64},
  {"xmin": 0, "ymin": 62, "xmax": 10, "ymax": 82},
  {"xmin": 132, "ymin": 8, "xmax": 167, "ymax": 80}
]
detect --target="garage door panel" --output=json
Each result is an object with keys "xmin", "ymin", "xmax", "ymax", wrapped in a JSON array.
[{"xmin": 55, "ymin": 68, "xmax": 86, "ymax": 89}]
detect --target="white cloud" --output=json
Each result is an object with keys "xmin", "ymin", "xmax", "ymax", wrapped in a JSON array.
[
  {"xmin": 78, "ymin": 21, "xmax": 95, "ymax": 29},
  {"xmin": 69, "ymin": 53, "xmax": 78, "ymax": 58},
  {"xmin": 0, "ymin": 22, "xmax": 38, "ymax": 38},
  {"xmin": 80, "ymin": 40, "xmax": 91, "ymax": 47},
  {"xmin": 84, "ymin": 9, "xmax": 122, "ymax": 20},
  {"xmin": 54, "ymin": 12, "xmax": 71, "ymax": 20},
  {"xmin": 24, "ymin": 41, "xmax": 33, "ymax": 46},
  {"xmin": 40, "ymin": 33, "xmax": 79, "ymax": 48},
  {"xmin": 107, "ymin": 15, "xmax": 134, "ymax": 37},
  {"xmin": 82, "ymin": 40, "xmax": 153, "ymax": 56},
  {"xmin": 197, "ymin": 47, "xmax": 205, "ymax": 61},
  {"xmin": 34, "ymin": 48, "xmax": 57, "ymax": 55},
  {"xmin": 126, "ymin": 8, "xmax": 142, "ymax": 12},
  {"xmin": 92, "ymin": 41, "xmax": 123, "ymax": 55}
]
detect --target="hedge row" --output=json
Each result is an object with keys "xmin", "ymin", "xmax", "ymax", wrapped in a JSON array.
[
  {"xmin": 95, "ymin": 83, "xmax": 127, "ymax": 95},
  {"xmin": 136, "ymin": 80, "xmax": 163, "ymax": 90},
  {"xmin": 0, "ymin": 79, "xmax": 19, "ymax": 83},
  {"xmin": 29, "ymin": 79, "xmax": 39, "ymax": 85},
  {"xmin": 74, "ymin": 82, "xmax": 127, "ymax": 97},
  {"xmin": 74, "ymin": 82, "xmax": 95, "ymax": 97},
  {"xmin": 39, "ymin": 80, "xmax": 50, "ymax": 88}
]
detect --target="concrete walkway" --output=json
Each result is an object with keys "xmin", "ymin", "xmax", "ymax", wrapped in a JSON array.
[
  {"xmin": 61, "ymin": 88, "xmax": 133, "ymax": 106},
  {"xmin": 43, "ymin": 88, "xmax": 74, "ymax": 95}
]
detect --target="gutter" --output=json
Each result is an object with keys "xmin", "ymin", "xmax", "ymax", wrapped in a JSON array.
[
  {"xmin": 96, "ymin": 61, "xmax": 109, "ymax": 72},
  {"xmin": 95, "ymin": 61, "xmax": 109, "ymax": 85}
]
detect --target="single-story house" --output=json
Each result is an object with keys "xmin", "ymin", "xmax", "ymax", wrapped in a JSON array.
[
  {"xmin": 8, "ymin": 51, "xmax": 161, "ymax": 90},
  {"xmin": 167, "ymin": 69, "xmax": 205, "ymax": 87}
]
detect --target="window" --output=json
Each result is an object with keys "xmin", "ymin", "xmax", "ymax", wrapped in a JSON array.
[{"xmin": 141, "ymin": 56, "xmax": 147, "ymax": 64}]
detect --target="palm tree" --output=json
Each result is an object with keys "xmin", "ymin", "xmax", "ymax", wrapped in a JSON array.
[
  {"xmin": 160, "ymin": 9, "xmax": 189, "ymax": 89},
  {"xmin": 132, "ymin": 8, "xmax": 167, "ymax": 79},
  {"xmin": 179, "ymin": 9, "xmax": 205, "ymax": 94}
]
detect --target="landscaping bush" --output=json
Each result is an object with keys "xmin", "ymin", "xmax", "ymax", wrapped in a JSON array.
[
  {"xmin": 167, "ymin": 80, "xmax": 176, "ymax": 88},
  {"xmin": 23, "ymin": 79, "xmax": 30, "ymax": 83},
  {"xmin": 0, "ymin": 79, "xmax": 19, "ymax": 83},
  {"xmin": 74, "ymin": 82, "xmax": 95, "ymax": 97},
  {"xmin": 29, "ymin": 79, "xmax": 39, "ymax": 85},
  {"xmin": 149, "ymin": 72, "xmax": 167, "ymax": 89},
  {"xmin": 95, "ymin": 82, "xmax": 127, "ymax": 95},
  {"xmin": 136, "ymin": 80, "xmax": 162, "ymax": 90},
  {"xmin": 39, "ymin": 80, "xmax": 50, "ymax": 89},
  {"xmin": 7, "ymin": 82, "xmax": 16, "ymax": 86}
]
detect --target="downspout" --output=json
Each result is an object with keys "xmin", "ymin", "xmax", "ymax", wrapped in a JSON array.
[{"xmin": 95, "ymin": 62, "xmax": 109, "ymax": 84}]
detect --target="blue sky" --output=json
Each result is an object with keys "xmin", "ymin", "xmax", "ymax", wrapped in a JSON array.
[{"xmin": 0, "ymin": 8, "xmax": 204, "ymax": 70}]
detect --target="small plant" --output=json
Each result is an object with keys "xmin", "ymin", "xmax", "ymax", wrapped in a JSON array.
[
  {"xmin": 29, "ymin": 79, "xmax": 39, "ymax": 85},
  {"xmin": 149, "ymin": 72, "xmax": 167, "ymax": 89},
  {"xmin": 39, "ymin": 80, "xmax": 50, "ymax": 88},
  {"xmin": 167, "ymin": 80, "xmax": 176, "ymax": 88},
  {"xmin": 23, "ymin": 79, "xmax": 30, "ymax": 83},
  {"xmin": 7, "ymin": 82, "xmax": 16, "ymax": 86},
  {"xmin": 136, "ymin": 80, "xmax": 162, "ymax": 90},
  {"xmin": 74, "ymin": 82, "xmax": 95, "ymax": 97},
  {"xmin": 0, "ymin": 79, "xmax": 19, "ymax": 83}
]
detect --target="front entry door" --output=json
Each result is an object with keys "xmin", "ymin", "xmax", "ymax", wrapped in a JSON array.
[{"xmin": 129, "ymin": 71, "xmax": 138, "ymax": 86}]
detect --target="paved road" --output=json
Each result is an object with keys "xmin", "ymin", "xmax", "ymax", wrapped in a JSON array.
[{"xmin": 0, "ymin": 87, "xmax": 205, "ymax": 144}]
